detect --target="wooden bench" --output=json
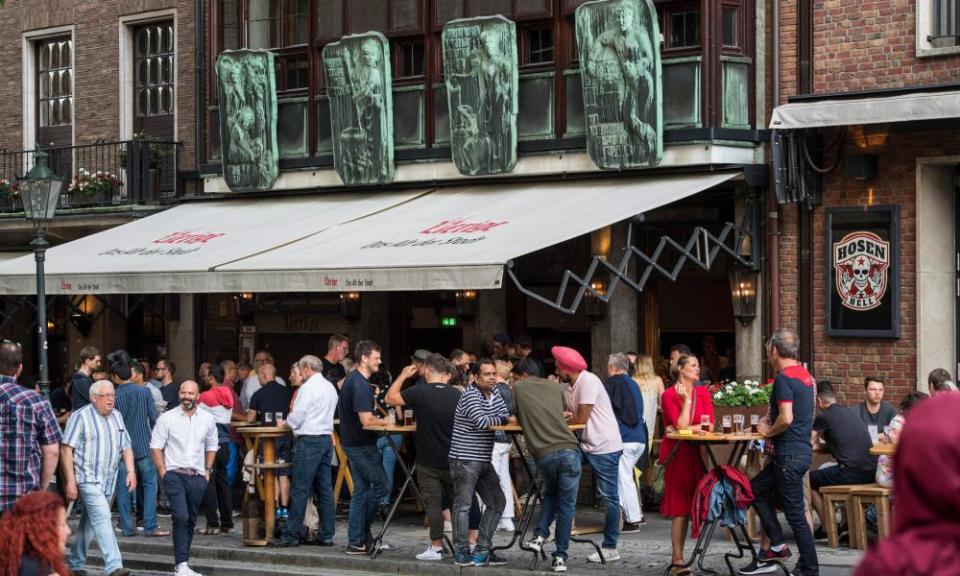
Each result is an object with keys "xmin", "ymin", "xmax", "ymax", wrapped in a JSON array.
[
  {"xmin": 818, "ymin": 484, "xmax": 859, "ymax": 548},
  {"xmin": 850, "ymin": 484, "xmax": 891, "ymax": 550}
]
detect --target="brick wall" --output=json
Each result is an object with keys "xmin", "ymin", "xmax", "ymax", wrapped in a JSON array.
[
  {"xmin": 0, "ymin": 0, "xmax": 197, "ymax": 169},
  {"xmin": 813, "ymin": 0, "xmax": 960, "ymax": 93}
]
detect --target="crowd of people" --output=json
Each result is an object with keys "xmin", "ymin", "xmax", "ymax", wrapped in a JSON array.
[{"xmin": 0, "ymin": 328, "xmax": 957, "ymax": 576}]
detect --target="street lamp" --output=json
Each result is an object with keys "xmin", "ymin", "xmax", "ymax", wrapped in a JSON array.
[
  {"xmin": 18, "ymin": 150, "xmax": 64, "ymax": 397},
  {"xmin": 729, "ymin": 266, "xmax": 759, "ymax": 327}
]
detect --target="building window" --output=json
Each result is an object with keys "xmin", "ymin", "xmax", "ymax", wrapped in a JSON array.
[
  {"xmin": 219, "ymin": 0, "xmax": 243, "ymax": 51},
  {"xmin": 394, "ymin": 41, "xmax": 425, "ymax": 78},
  {"xmin": 248, "ymin": 0, "xmax": 280, "ymax": 48},
  {"xmin": 524, "ymin": 25, "xmax": 554, "ymax": 64},
  {"xmin": 135, "ymin": 24, "xmax": 175, "ymax": 118},
  {"xmin": 664, "ymin": 6, "xmax": 700, "ymax": 49},
  {"xmin": 934, "ymin": 0, "xmax": 960, "ymax": 39},
  {"xmin": 38, "ymin": 37, "xmax": 73, "ymax": 129},
  {"xmin": 722, "ymin": 6, "xmax": 739, "ymax": 48}
]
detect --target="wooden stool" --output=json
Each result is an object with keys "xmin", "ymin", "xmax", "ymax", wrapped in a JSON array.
[
  {"xmin": 819, "ymin": 485, "xmax": 856, "ymax": 547},
  {"xmin": 850, "ymin": 485, "xmax": 891, "ymax": 550}
]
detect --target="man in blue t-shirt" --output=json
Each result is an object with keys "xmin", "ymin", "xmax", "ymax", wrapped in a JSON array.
[
  {"xmin": 741, "ymin": 328, "xmax": 819, "ymax": 576},
  {"xmin": 339, "ymin": 340, "xmax": 391, "ymax": 554}
]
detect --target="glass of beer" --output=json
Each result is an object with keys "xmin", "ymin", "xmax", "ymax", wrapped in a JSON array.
[
  {"xmin": 700, "ymin": 414, "xmax": 710, "ymax": 434},
  {"xmin": 734, "ymin": 414, "xmax": 745, "ymax": 434},
  {"xmin": 264, "ymin": 412, "xmax": 273, "ymax": 425},
  {"xmin": 722, "ymin": 415, "xmax": 733, "ymax": 434},
  {"xmin": 275, "ymin": 412, "xmax": 283, "ymax": 424},
  {"xmin": 750, "ymin": 414, "xmax": 760, "ymax": 433},
  {"xmin": 386, "ymin": 410, "xmax": 396, "ymax": 426},
  {"xmin": 404, "ymin": 409, "xmax": 414, "ymax": 427}
]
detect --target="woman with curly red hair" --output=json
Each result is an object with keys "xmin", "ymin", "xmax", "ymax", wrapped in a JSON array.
[{"xmin": 0, "ymin": 490, "xmax": 72, "ymax": 576}]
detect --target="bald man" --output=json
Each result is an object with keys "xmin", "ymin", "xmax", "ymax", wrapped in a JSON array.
[
  {"xmin": 151, "ymin": 380, "xmax": 219, "ymax": 576},
  {"xmin": 247, "ymin": 363, "xmax": 294, "ymax": 517}
]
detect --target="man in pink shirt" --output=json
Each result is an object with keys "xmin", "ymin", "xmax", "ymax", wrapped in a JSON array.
[{"xmin": 553, "ymin": 346, "xmax": 624, "ymax": 563}]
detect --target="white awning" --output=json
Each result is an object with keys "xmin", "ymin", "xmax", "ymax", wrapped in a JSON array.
[
  {"xmin": 0, "ymin": 171, "xmax": 737, "ymax": 294},
  {"xmin": 0, "ymin": 191, "xmax": 427, "ymax": 294},
  {"xmin": 215, "ymin": 171, "xmax": 738, "ymax": 291},
  {"xmin": 769, "ymin": 90, "xmax": 960, "ymax": 129}
]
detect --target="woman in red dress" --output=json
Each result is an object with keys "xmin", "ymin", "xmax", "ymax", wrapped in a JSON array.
[{"xmin": 659, "ymin": 354, "xmax": 715, "ymax": 575}]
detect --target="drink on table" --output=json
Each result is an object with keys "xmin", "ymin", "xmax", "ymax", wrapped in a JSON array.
[
  {"xmin": 722, "ymin": 415, "xmax": 733, "ymax": 434},
  {"xmin": 404, "ymin": 409, "xmax": 414, "ymax": 427},
  {"xmin": 734, "ymin": 414, "xmax": 745, "ymax": 434},
  {"xmin": 750, "ymin": 414, "xmax": 759, "ymax": 433},
  {"xmin": 700, "ymin": 414, "xmax": 710, "ymax": 434},
  {"xmin": 264, "ymin": 412, "xmax": 274, "ymax": 425},
  {"xmin": 274, "ymin": 411, "xmax": 283, "ymax": 424}
]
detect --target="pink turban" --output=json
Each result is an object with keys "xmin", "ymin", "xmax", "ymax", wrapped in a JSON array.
[{"xmin": 551, "ymin": 346, "xmax": 587, "ymax": 372}]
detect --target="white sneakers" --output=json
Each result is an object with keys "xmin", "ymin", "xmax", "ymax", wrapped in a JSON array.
[
  {"xmin": 174, "ymin": 563, "xmax": 204, "ymax": 576},
  {"xmin": 497, "ymin": 518, "xmax": 516, "ymax": 532},
  {"xmin": 588, "ymin": 548, "xmax": 621, "ymax": 563},
  {"xmin": 551, "ymin": 557, "xmax": 568, "ymax": 572},
  {"xmin": 416, "ymin": 545, "xmax": 444, "ymax": 561}
]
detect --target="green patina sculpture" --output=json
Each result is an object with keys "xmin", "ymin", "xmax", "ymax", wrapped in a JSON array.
[
  {"xmin": 576, "ymin": 0, "xmax": 662, "ymax": 169},
  {"xmin": 215, "ymin": 50, "xmax": 279, "ymax": 192},
  {"xmin": 323, "ymin": 32, "xmax": 394, "ymax": 185},
  {"xmin": 442, "ymin": 16, "xmax": 518, "ymax": 176}
]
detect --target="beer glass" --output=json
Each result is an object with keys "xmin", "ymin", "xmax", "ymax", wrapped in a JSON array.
[
  {"xmin": 750, "ymin": 414, "xmax": 760, "ymax": 433},
  {"xmin": 263, "ymin": 412, "xmax": 273, "ymax": 425},
  {"xmin": 734, "ymin": 414, "xmax": 745, "ymax": 434},
  {"xmin": 700, "ymin": 414, "xmax": 710, "ymax": 434},
  {"xmin": 404, "ymin": 410, "xmax": 414, "ymax": 427},
  {"xmin": 722, "ymin": 415, "xmax": 733, "ymax": 434}
]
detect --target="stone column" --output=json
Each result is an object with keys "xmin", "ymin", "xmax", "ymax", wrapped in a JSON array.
[
  {"xmin": 735, "ymin": 194, "xmax": 764, "ymax": 382},
  {"xmin": 461, "ymin": 289, "xmax": 506, "ymax": 357},
  {"xmin": 167, "ymin": 294, "xmax": 195, "ymax": 375},
  {"xmin": 590, "ymin": 221, "xmax": 638, "ymax": 372}
]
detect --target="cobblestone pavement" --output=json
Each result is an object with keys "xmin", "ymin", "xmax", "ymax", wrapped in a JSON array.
[{"xmin": 81, "ymin": 503, "xmax": 862, "ymax": 576}]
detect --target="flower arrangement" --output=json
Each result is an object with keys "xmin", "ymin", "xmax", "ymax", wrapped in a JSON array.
[
  {"xmin": 710, "ymin": 379, "xmax": 772, "ymax": 407},
  {"xmin": 0, "ymin": 179, "xmax": 20, "ymax": 201},
  {"xmin": 68, "ymin": 168, "xmax": 123, "ymax": 197}
]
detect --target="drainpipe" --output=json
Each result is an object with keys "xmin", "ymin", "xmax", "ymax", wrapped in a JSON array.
[
  {"xmin": 767, "ymin": 0, "xmax": 781, "ymax": 334},
  {"xmin": 195, "ymin": 0, "xmax": 205, "ymax": 176}
]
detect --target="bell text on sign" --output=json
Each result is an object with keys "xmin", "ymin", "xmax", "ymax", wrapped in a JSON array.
[{"xmin": 833, "ymin": 231, "xmax": 890, "ymax": 311}]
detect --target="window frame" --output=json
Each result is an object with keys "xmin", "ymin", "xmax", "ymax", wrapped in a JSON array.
[
  {"xmin": 917, "ymin": 0, "xmax": 960, "ymax": 57},
  {"xmin": 35, "ymin": 35, "xmax": 74, "ymax": 147}
]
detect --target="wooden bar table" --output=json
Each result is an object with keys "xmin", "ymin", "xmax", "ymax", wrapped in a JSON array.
[
  {"xmin": 238, "ymin": 425, "xmax": 292, "ymax": 546},
  {"xmin": 662, "ymin": 431, "xmax": 787, "ymax": 576},
  {"xmin": 869, "ymin": 442, "xmax": 896, "ymax": 456},
  {"xmin": 333, "ymin": 419, "xmax": 354, "ymax": 509},
  {"xmin": 489, "ymin": 423, "xmax": 594, "ymax": 570}
]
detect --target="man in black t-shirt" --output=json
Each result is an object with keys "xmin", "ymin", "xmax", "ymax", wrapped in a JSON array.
[
  {"xmin": 857, "ymin": 377, "xmax": 897, "ymax": 437},
  {"xmin": 743, "ymin": 329, "xmax": 819, "ymax": 576},
  {"xmin": 322, "ymin": 333, "xmax": 350, "ymax": 389},
  {"xmin": 339, "ymin": 340, "xmax": 390, "ymax": 554},
  {"xmin": 386, "ymin": 353, "xmax": 461, "ymax": 561},
  {"xmin": 247, "ymin": 363, "xmax": 294, "ymax": 515},
  {"xmin": 71, "ymin": 346, "xmax": 101, "ymax": 410},
  {"xmin": 810, "ymin": 380, "xmax": 876, "ymax": 534}
]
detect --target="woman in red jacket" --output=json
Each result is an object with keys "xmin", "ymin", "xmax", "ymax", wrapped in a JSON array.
[{"xmin": 660, "ymin": 354, "xmax": 715, "ymax": 575}]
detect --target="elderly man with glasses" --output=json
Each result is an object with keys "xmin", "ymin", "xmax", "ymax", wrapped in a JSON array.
[{"xmin": 62, "ymin": 379, "xmax": 136, "ymax": 576}]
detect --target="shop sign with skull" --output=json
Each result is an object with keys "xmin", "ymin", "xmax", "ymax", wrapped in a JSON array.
[{"xmin": 833, "ymin": 231, "xmax": 890, "ymax": 311}]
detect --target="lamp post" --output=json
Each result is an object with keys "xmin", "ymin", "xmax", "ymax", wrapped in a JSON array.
[
  {"xmin": 729, "ymin": 266, "xmax": 759, "ymax": 327},
  {"xmin": 17, "ymin": 150, "xmax": 64, "ymax": 397}
]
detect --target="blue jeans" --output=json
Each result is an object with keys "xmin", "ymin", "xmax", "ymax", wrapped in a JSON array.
[
  {"xmin": 68, "ymin": 483, "xmax": 123, "ymax": 573},
  {"xmin": 449, "ymin": 458, "xmax": 505, "ymax": 555},
  {"xmin": 752, "ymin": 453, "xmax": 820, "ymax": 576},
  {"xmin": 534, "ymin": 449, "xmax": 582, "ymax": 560},
  {"xmin": 376, "ymin": 433, "xmax": 402, "ymax": 506},
  {"xmin": 583, "ymin": 450, "xmax": 622, "ymax": 549},
  {"xmin": 344, "ymin": 444, "xmax": 388, "ymax": 547},
  {"xmin": 117, "ymin": 456, "xmax": 159, "ymax": 535},
  {"xmin": 283, "ymin": 435, "xmax": 335, "ymax": 544}
]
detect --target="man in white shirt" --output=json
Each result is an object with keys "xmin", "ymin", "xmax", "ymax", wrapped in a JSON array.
[
  {"xmin": 150, "ymin": 380, "xmax": 219, "ymax": 576},
  {"xmin": 273, "ymin": 355, "xmax": 339, "ymax": 547}
]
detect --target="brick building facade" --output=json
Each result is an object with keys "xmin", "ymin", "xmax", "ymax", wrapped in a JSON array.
[{"xmin": 769, "ymin": 0, "xmax": 960, "ymax": 403}]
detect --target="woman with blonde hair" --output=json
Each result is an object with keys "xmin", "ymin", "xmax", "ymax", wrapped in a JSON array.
[{"xmin": 633, "ymin": 354, "xmax": 664, "ymax": 442}]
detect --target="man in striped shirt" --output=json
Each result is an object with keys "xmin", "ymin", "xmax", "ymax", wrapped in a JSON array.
[
  {"xmin": 448, "ymin": 358, "xmax": 513, "ymax": 567},
  {"xmin": 62, "ymin": 379, "xmax": 136, "ymax": 576}
]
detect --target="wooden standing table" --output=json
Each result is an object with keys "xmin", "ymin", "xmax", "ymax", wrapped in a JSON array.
[
  {"xmin": 238, "ymin": 426, "xmax": 292, "ymax": 546},
  {"xmin": 489, "ymin": 423, "xmax": 596, "ymax": 570},
  {"xmin": 662, "ymin": 432, "xmax": 786, "ymax": 576},
  {"xmin": 869, "ymin": 442, "xmax": 896, "ymax": 456}
]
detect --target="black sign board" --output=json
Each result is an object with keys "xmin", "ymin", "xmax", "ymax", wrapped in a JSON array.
[{"xmin": 825, "ymin": 205, "xmax": 900, "ymax": 338}]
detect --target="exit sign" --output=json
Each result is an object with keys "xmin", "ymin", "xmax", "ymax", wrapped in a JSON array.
[{"xmin": 441, "ymin": 316, "xmax": 458, "ymax": 327}]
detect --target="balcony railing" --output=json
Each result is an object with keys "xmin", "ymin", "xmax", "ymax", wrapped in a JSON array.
[{"xmin": 0, "ymin": 140, "xmax": 181, "ymax": 213}]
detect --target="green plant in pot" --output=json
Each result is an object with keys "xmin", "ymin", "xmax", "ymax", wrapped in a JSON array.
[{"xmin": 117, "ymin": 130, "xmax": 172, "ymax": 169}]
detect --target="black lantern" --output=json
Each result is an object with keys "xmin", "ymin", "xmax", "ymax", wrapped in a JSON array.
[
  {"xmin": 18, "ymin": 150, "xmax": 65, "ymax": 397},
  {"xmin": 455, "ymin": 290, "xmax": 477, "ymax": 319},
  {"xmin": 729, "ymin": 266, "xmax": 759, "ymax": 326},
  {"xmin": 584, "ymin": 280, "xmax": 608, "ymax": 321},
  {"xmin": 339, "ymin": 292, "xmax": 361, "ymax": 320}
]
